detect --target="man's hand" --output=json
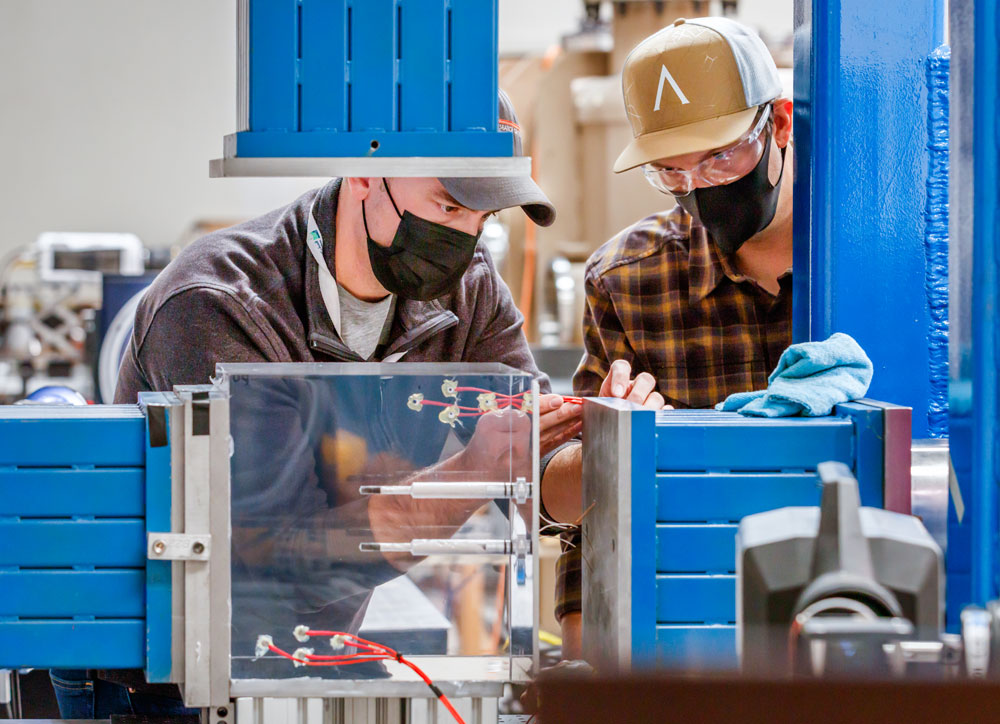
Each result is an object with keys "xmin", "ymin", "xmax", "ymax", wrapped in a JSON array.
[
  {"xmin": 537, "ymin": 393, "xmax": 582, "ymax": 457},
  {"xmin": 600, "ymin": 359, "xmax": 668, "ymax": 410}
]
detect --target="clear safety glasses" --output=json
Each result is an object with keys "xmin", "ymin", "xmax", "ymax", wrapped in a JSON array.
[{"xmin": 642, "ymin": 104, "xmax": 772, "ymax": 195}]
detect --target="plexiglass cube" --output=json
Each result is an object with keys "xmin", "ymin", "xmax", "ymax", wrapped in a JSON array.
[{"xmin": 215, "ymin": 362, "xmax": 539, "ymax": 697}]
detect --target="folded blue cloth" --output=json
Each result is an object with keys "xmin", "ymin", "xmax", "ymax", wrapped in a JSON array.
[{"xmin": 715, "ymin": 332, "xmax": 873, "ymax": 417}]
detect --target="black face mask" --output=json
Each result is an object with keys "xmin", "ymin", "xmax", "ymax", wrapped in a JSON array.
[
  {"xmin": 674, "ymin": 130, "xmax": 786, "ymax": 257},
  {"xmin": 363, "ymin": 180, "xmax": 480, "ymax": 301}
]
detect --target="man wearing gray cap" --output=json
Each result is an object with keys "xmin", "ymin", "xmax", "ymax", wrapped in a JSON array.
[
  {"xmin": 544, "ymin": 17, "xmax": 794, "ymax": 657},
  {"xmin": 115, "ymin": 90, "xmax": 579, "ymax": 450},
  {"xmin": 96, "ymin": 92, "xmax": 582, "ymax": 718}
]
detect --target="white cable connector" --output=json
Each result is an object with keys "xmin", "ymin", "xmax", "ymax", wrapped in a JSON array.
[
  {"xmin": 293, "ymin": 624, "xmax": 310, "ymax": 642},
  {"xmin": 254, "ymin": 634, "xmax": 273, "ymax": 658},
  {"xmin": 291, "ymin": 647, "xmax": 314, "ymax": 667},
  {"xmin": 330, "ymin": 634, "xmax": 350, "ymax": 651}
]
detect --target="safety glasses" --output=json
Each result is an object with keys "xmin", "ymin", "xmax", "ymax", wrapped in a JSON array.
[{"xmin": 642, "ymin": 104, "xmax": 772, "ymax": 195}]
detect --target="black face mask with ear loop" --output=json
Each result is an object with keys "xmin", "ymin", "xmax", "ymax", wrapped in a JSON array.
[
  {"xmin": 363, "ymin": 180, "xmax": 481, "ymax": 302},
  {"xmin": 673, "ymin": 129, "xmax": 787, "ymax": 257}
]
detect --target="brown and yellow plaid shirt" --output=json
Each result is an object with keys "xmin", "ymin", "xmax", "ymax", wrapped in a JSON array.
[{"xmin": 554, "ymin": 204, "xmax": 792, "ymax": 621}]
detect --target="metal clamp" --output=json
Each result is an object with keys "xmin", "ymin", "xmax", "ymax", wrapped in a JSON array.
[
  {"xmin": 358, "ymin": 476, "xmax": 532, "ymax": 504},
  {"xmin": 147, "ymin": 533, "xmax": 212, "ymax": 561}
]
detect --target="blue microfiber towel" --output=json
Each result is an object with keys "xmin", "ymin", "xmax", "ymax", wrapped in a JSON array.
[{"xmin": 715, "ymin": 332, "xmax": 873, "ymax": 417}]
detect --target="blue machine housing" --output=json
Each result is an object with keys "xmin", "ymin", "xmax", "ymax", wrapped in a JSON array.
[
  {"xmin": 0, "ymin": 401, "xmax": 172, "ymax": 677},
  {"xmin": 582, "ymin": 400, "xmax": 894, "ymax": 671},
  {"xmin": 233, "ymin": 0, "xmax": 512, "ymax": 159}
]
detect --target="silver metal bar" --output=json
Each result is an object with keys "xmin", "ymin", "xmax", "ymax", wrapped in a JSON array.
[
  {"xmin": 582, "ymin": 398, "xmax": 641, "ymax": 672},
  {"xmin": 167, "ymin": 397, "xmax": 187, "ymax": 685},
  {"xmin": 531, "ymin": 377, "xmax": 541, "ymax": 680},
  {"xmin": 359, "ymin": 538, "xmax": 526, "ymax": 556},
  {"xmin": 209, "ymin": 392, "xmax": 233, "ymax": 707},
  {"xmin": 178, "ymin": 388, "xmax": 213, "ymax": 707},
  {"xmin": 911, "ymin": 438, "xmax": 950, "ymax": 553},
  {"xmin": 147, "ymin": 532, "xmax": 212, "ymax": 561},
  {"xmin": 209, "ymin": 155, "xmax": 532, "ymax": 179},
  {"xmin": 228, "ymin": 676, "xmax": 507, "ymax": 700},
  {"xmin": 359, "ymin": 480, "xmax": 530, "ymax": 502}
]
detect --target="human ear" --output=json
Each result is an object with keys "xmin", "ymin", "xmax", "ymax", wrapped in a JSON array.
[
  {"xmin": 344, "ymin": 177, "xmax": 377, "ymax": 202},
  {"xmin": 772, "ymin": 99, "xmax": 793, "ymax": 149}
]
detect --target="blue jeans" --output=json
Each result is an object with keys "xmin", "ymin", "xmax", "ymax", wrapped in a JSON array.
[{"xmin": 49, "ymin": 670, "xmax": 199, "ymax": 719}]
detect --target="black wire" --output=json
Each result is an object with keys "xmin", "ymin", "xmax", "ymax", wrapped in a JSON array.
[{"xmin": 10, "ymin": 672, "xmax": 21, "ymax": 720}]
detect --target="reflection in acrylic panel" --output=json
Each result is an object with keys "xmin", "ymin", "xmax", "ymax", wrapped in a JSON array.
[{"xmin": 219, "ymin": 363, "xmax": 536, "ymax": 683}]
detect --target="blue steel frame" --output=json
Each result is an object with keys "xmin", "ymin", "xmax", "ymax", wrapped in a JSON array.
[
  {"xmin": 628, "ymin": 404, "xmax": 886, "ymax": 669},
  {"xmin": 237, "ymin": 0, "xmax": 512, "ymax": 159},
  {"xmin": 0, "ymin": 405, "xmax": 172, "ymax": 674},
  {"xmin": 141, "ymin": 395, "xmax": 176, "ymax": 682},
  {"xmin": 793, "ymin": 0, "xmax": 949, "ymax": 439},
  {"xmin": 970, "ymin": 0, "xmax": 1000, "ymax": 605}
]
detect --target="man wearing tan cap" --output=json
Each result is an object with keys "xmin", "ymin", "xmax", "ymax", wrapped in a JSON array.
[{"xmin": 541, "ymin": 17, "xmax": 794, "ymax": 657}]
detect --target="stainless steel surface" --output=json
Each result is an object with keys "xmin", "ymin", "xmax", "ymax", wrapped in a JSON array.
[
  {"xmin": 910, "ymin": 439, "xmax": 950, "ymax": 553},
  {"xmin": 146, "ymin": 532, "xmax": 212, "ymax": 561},
  {"xmin": 531, "ymin": 378, "xmax": 541, "ymax": 681},
  {"xmin": 168, "ymin": 395, "xmax": 187, "ymax": 685},
  {"xmin": 209, "ymin": 155, "xmax": 532, "ymax": 179},
  {"xmin": 178, "ymin": 387, "xmax": 213, "ymax": 707},
  {"xmin": 581, "ymin": 398, "xmax": 638, "ymax": 672},
  {"xmin": 209, "ymin": 391, "xmax": 233, "ymax": 708},
  {"xmin": 229, "ymin": 675, "xmax": 508, "ymax": 700},
  {"xmin": 233, "ymin": 696, "xmax": 500, "ymax": 724}
]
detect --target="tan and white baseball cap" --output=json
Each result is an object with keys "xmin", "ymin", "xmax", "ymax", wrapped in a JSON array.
[{"xmin": 613, "ymin": 16, "xmax": 782, "ymax": 174}]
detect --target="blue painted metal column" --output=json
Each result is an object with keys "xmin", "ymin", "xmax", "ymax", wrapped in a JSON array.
[
  {"xmin": 970, "ymin": 0, "xmax": 1000, "ymax": 604},
  {"xmin": 793, "ymin": 0, "xmax": 949, "ymax": 439}
]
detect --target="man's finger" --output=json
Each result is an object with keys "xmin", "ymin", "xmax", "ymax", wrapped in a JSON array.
[
  {"xmin": 626, "ymin": 372, "xmax": 657, "ymax": 404},
  {"xmin": 541, "ymin": 420, "xmax": 583, "ymax": 454},
  {"xmin": 540, "ymin": 416, "xmax": 583, "ymax": 445},
  {"xmin": 600, "ymin": 359, "xmax": 632, "ymax": 398},
  {"xmin": 538, "ymin": 402, "xmax": 580, "ymax": 431},
  {"xmin": 537, "ymin": 393, "xmax": 564, "ymax": 412},
  {"xmin": 540, "ymin": 414, "xmax": 583, "ymax": 440},
  {"xmin": 642, "ymin": 392, "xmax": 665, "ymax": 411}
]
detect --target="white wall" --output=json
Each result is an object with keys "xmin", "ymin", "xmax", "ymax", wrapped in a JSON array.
[
  {"xmin": 0, "ymin": 0, "xmax": 792, "ymax": 255},
  {"xmin": 0, "ymin": 1, "xmax": 324, "ymax": 254}
]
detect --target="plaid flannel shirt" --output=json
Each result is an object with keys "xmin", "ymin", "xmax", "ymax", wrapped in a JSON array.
[{"xmin": 554, "ymin": 205, "xmax": 792, "ymax": 622}]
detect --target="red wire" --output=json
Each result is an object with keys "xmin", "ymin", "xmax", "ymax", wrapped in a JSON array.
[
  {"xmin": 396, "ymin": 656, "xmax": 467, "ymax": 724},
  {"xmin": 418, "ymin": 400, "xmax": 484, "ymax": 411},
  {"xmin": 267, "ymin": 632, "xmax": 467, "ymax": 724}
]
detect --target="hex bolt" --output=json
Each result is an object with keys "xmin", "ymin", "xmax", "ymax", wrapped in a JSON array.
[
  {"xmin": 152, "ymin": 540, "xmax": 166, "ymax": 556},
  {"xmin": 192, "ymin": 541, "xmax": 206, "ymax": 555}
]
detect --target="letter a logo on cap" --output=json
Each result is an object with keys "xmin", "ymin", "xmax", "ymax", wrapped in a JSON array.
[{"xmin": 653, "ymin": 63, "xmax": 690, "ymax": 111}]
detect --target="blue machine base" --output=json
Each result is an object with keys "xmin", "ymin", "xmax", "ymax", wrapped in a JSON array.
[
  {"xmin": 631, "ymin": 404, "xmax": 888, "ymax": 670},
  {"xmin": 233, "ymin": 130, "xmax": 514, "ymax": 158}
]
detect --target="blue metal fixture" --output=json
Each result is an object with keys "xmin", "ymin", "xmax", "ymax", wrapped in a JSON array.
[
  {"xmin": 793, "ymin": 0, "xmax": 949, "ymax": 439},
  {"xmin": 0, "ymin": 403, "xmax": 170, "ymax": 671},
  {"xmin": 213, "ymin": 0, "xmax": 525, "ymax": 177},
  {"xmin": 581, "ymin": 400, "xmax": 903, "ymax": 671},
  {"xmin": 969, "ymin": 0, "xmax": 1000, "ymax": 606}
]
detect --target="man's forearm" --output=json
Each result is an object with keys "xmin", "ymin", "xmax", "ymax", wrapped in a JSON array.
[{"xmin": 540, "ymin": 442, "xmax": 582, "ymax": 523}]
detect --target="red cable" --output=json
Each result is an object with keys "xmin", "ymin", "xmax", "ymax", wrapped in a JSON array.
[{"xmin": 266, "ymin": 632, "xmax": 468, "ymax": 724}]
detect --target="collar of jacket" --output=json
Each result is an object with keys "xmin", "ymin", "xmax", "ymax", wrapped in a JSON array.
[{"xmin": 303, "ymin": 178, "xmax": 459, "ymax": 361}]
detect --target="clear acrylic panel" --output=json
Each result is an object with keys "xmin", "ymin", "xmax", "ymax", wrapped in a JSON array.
[{"xmin": 217, "ymin": 363, "xmax": 538, "ymax": 694}]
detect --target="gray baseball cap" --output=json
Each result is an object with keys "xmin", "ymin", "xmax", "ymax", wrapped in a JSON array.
[{"xmin": 439, "ymin": 90, "xmax": 556, "ymax": 227}]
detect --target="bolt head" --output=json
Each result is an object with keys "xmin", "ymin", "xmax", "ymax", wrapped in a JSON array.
[
  {"xmin": 152, "ymin": 540, "xmax": 166, "ymax": 555},
  {"xmin": 192, "ymin": 541, "xmax": 205, "ymax": 555}
]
